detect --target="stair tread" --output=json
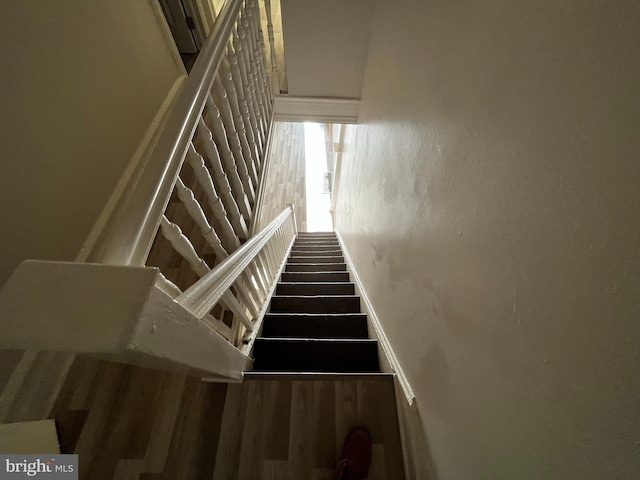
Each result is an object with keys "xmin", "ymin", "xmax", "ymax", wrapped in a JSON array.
[
  {"xmin": 272, "ymin": 294, "xmax": 359, "ymax": 298},
  {"xmin": 257, "ymin": 337, "xmax": 375, "ymax": 341},
  {"xmin": 243, "ymin": 372, "xmax": 393, "ymax": 381},
  {"xmin": 286, "ymin": 262, "xmax": 345, "ymax": 264},
  {"xmin": 252, "ymin": 337, "xmax": 380, "ymax": 372},
  {"xmin": 265, "ymin": 312, "xmax": 366, "ymax": 317},
  {"xmin": 261, "ymin": 312, "xmax": 369, "ymax": 339},
  {"xmin": 286, "ymin": 263, "xmax": 348, "ymax": 272}
]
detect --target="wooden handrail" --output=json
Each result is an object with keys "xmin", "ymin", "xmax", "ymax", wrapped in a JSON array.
[
  {"xmin": 176, "ymin": 206, "xmax": 294, "ymax": 318},
  {"xmin": 85, "ymin": 0, "xmax": 243, "ymax": 266}
]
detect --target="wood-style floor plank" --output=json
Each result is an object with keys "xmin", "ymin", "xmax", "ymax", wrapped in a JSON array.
[
  {"xmin": 5, "ymin": 351, "xmax": 74, "ymax": 423},
  {"xmin": 137, "ymin": 372, "xmax": 188, "ymax": 474},
  {"xmin": 212, "ymin": 383, "xmax": 249, "ymax": 480},
  {"xmin": 238, "ymin": 381, "xmax": 271, "ymax": 479},
  {"xmin": 334, "ymin": 380, "xmax": 359, "ymax": 460},
  {"xmin": 313, "ymin": 381, "xmax": 337, "ymax": 469},
  {"xmin": 2, "ymin": 353, "xmax": 404, "ymax": 480},
  {"xmin": 287, "ymin": 380, "xmax": 315, "ymax": 479},
  {"xmin": 265, "ymin": 380, "xmax": 292, "ymax": 461},
  {"xmin": 210, "ymin": 377, "xmax": 404, "ymax": 480}
]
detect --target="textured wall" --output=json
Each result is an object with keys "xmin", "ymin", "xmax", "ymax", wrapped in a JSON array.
[
  {"xmin": 335, "ymin": 0, "xmax": 640, "ymax": 478},
  {"xmin": 0, "ymin": 0, "xmax": 184, "ymax": 285}
]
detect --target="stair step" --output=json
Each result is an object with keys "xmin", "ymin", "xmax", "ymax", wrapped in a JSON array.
[
  {"xmin": 293, "ymin": 238, "xmax": 340, "ymax": 247},
  {"xmin": 270, "ymin": 295, "xmax": 360, "ymax": 314},
  {"xmin": 252, "ymin": 338, "xmax": 380, "ymax": 372},
  {"xmin": 290, "ymin": 249, "xmax": 343, "ymax": 256},
  {"xmin": 294, "ymin": 238, "xmax": 339, "ymax": 243},
  {"xmin": 297, "ymin": 232, "xmax": 337, "ymax": 237},
  {"xmin": 281, "ymin": 271, "xmax": 350, "ymax": 282},
  {"xmin": 285, "ymin": 263, "xmax": 347, "ymax": 272},
  {"xmin": 276, "ymin": 282, "xmax": 355, "ymax": 296},
  {"xmin": 287, "ymin": 256, "xmax": 344, "ymax": 264},
  {"xmin": 262, "ymin": 313, "xmax": 368, "ymax": 338},
  {"xmin": 243, "ymin": 372, "xmax": 393, "ymax": 381}
]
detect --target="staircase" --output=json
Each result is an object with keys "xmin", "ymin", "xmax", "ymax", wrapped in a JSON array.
[{"xmin": 252, "ymin": 232, "xmax": 381, "ymax": 373}]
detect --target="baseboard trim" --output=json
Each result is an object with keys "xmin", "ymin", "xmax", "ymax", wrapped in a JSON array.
[{"xmin": 335, "ymin": 232, "xmax": 415, "ymax": 405}]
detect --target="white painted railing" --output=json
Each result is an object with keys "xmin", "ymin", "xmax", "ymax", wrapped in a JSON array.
[
  {"xmin": 172, "ymin": 206, "xmax": 296, "ymax": 347},
  {"xmin": 81, "ymin": 0, "xmax": 272, "ymax": 267},
  {"xmin": 0, "ymin": 0, "xmax": 288, "ymax": 380}
]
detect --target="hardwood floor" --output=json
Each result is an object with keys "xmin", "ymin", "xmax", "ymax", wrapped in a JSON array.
[
  {"xmin": 50, "ymin": 356, "xmax": 227, "ymax": 480},
  {"xmin": 214, "ymin": 375, "xmax": 405, "ymax": 480},
  {"xmin": 0, "ymin": 355, "xmax": 405, "ymax": 479}
]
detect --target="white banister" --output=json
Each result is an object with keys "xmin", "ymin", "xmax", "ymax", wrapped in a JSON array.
[
  {"xmin": 0, "ymin": 0, "xmax": 280, "ymax": 380},
  {"xmin": 176, "ymin": 206, "xmax": 295, "ymax": 319},
  {"xmin": 84, "ymin": 0, "xmax": 244, "ymax": 266}
]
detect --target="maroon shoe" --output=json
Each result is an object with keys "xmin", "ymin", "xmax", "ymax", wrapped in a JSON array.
[{"xmin": 336, "ymin": 427, "xmax": 372, "ymax": 480}]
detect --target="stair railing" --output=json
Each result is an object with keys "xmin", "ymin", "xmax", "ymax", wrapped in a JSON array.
[
  {"xmin": 80, "ymin": 0, "xmax": 272, "ymax": 267},
  {"xmin": 0, "ymin": 0, "xmax": 287, "ymax": 380},
  {"xmin": 175, "ymin": 206, "xmax": 296, "ymax": 348}
]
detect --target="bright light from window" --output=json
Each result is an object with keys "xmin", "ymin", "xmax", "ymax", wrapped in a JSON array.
[{"xmin": 304, "ymin": 123, "xmax": 332, "ymax": 232}]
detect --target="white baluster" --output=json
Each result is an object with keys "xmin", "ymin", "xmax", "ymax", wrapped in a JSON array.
[
  {"xmin": 220, "ymin": 290, "xmax": 253, "ymax": 331},
  {"xmin": 247, "ymin": 0, "xmax": 272, "ymax": 118},
  {"xmin": 159, "ymin": 215, "xmax": 210, "ymax": 277},
  {"xmin": 196, "ymin": 118, "xmax": 249, "ymax": 239},
  {"xmin": 160, "ymin": 216, "xmax": 255, "ymax": 337},
  {"xmin": 240, "ymin": 17, "xmax": 269, "ymax": 141},
  {"xmin": 213, "ymin": 74, "xmax": 260, "ymax": 185},
  {"xmin": 170, "ymin": 191, "xmax": 261, "ymax": 318},
  {"xmin": 235, "ymin": 45, "xmax": 264, "ymax": 156},
  {"xmin": 174, "ymin": 176, "xmax": 228, "ymax": 259},
  {"xmin": 229, "ymin": 318, "xmax": 242, "ymax": 347},
  {"xmin": 186, "ymin": 143, "xmax": 240, "ymax": 252},
  {"xmin": 218, "ymin": 67, "xmax": 261, "ymax": 183},
  {"xmin": 197, "ymin": 116, "xmax": 248, "ymax": 220},
  {"xmin": 230, "ymin": 279, "xmax": 260, "ymax": 319},
  {"xmin": 254, "ymin": 253, "xmax": 270, "ymax": 286},
  {"xmin": 262, "ymin": 0, "xmax": 279, "ymax": 98},
  {"xmin": 204, "ymin": 95, "xmax": 255, "ymax": 206},
  {"xmin": 242, "ymin": 4, "xmax": 270, "ymax": 133},
  {"xmin": 248, "ymin": 260, "xmax": 268, "ymax": 296},
  {"xmin": 227, "ymin": 51, "xmax": 262, "ymax": 160}
]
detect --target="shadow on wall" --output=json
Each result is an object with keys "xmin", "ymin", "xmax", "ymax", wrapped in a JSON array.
[{"xmin": 396, "ymin": 381, "xmax": 440, "ymax": 480}]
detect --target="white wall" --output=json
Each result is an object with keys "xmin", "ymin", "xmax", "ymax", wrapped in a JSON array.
[
  {"xmin": 336, "ymin": 0, "xmax": 640, "ymax": 478},
  {"xmin": 0, "ymin": 0, "xmax": 185, "ymax": 285}
]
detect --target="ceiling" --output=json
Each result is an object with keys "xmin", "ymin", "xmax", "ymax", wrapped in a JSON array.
[{"xmin": 279, "ymin": 0, "xmax": 375, "ymax": 99}]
